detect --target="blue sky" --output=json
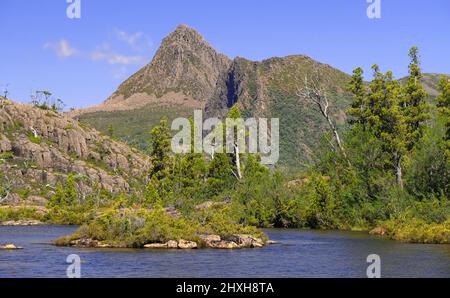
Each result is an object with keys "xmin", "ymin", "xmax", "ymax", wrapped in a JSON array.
[{"xmin": 0, "ymin": 0, "xmax": 449, "ymax": 109}]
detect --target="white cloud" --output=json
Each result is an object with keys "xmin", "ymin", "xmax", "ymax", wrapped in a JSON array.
[
  {"xmin": 90, "ymin": 48, "xmax": 145, "ymax": 65},
  {"xmin": 107, "ymin": 54, "xmax": 145, "ymax": 65},
  {"xmin": 43, "ymin": 39, "xmax": 79, "ymax": 58},
  {"xmin": 42, "ymin": 30, "xmax": 151, "ymax": 79},
  {"xmin": 114, "ymin": 28, "xmax": 152, "ymax": 52},
  {"xmin": 115, "ymin": 29, "xmax": 143, "ymax": 46}
]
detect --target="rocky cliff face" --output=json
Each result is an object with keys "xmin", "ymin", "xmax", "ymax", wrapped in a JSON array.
[
  {"xmin": 0, "ymin": 98, "xmax": 150, "ymax": 206},
  {"xmin": 203, "ymin": 55, "xmax": 352, "ymax": 166},
  {"xmin": 205, "ymin": 55, "xmax": 351, "ymax": 118}
]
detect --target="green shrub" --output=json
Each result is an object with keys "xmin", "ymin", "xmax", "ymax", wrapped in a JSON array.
[
  {"xmin": 384, "ymin": 218, "xmax": 449, "ymax": 244},
  {"xmin": 0, "ymin": 207, "xmax": 43, "ymax": 222}
]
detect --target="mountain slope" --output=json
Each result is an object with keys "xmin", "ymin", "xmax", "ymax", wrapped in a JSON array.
[
  {"xmin": 205, "ymin": 55, "xmax": 352, "ymax": 167},
  {"xmin": 400, "ymin": 73, "xmax": 449, "ymax": 97}
]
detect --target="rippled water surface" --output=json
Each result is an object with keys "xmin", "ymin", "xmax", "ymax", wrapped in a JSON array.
[{"xmin": 0, "ymin": 226, "xmax": 448, "ymax": 278}]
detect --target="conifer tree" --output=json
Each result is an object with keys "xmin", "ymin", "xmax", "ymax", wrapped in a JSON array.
[
  {"xmin": 400, "ymin": 46, "xmax": 430, "ymax": 148},
  {"xmin": 437, "ymin": 76, "xmax": 450, "ymax": 159},
  {"xmin": 349, "ymin": 65, "xmax": 408, "ymax": 188},
  {"xmin": 149, "ymin": 120, "xmax": 172, "ymax": 179},
  {"xmin": 347, "ymin": 67, "xmax": 368, "ymax": 126},
  {"xmin": 369, "ymin": 66, "xmax": 408, "ymax": 188}
]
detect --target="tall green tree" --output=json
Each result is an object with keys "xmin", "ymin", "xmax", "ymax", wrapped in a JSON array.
[
  {"xmin": 400, "ymin": 46, "xmax": 430, "ymax": 148},
  {"xmin": 149, "ymin": 120, "xmax": 172, "ymax": 180},
  {"xmin": 370, "ymin": 66, "xmax": 408, "ymax": 188},
  {"xmin": 437, "ymin": 76, "xmax": 450, "ymax": 160},
  {"xmin": 148, "ymin": 120, "xmax": 175, "ymax": 204},
  {"xmin": 349, "ymin": 65, "xmax": 407, "ymax": 188},
  {"xmin": 347, "ymin": 67, "xmax": 368, "ymax": 126},
  {"xmin": 172, "ymin": 118, "xmax": 208, "ymax": 199}
]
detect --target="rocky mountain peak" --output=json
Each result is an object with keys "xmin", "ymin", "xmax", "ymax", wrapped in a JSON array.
[
  {"xmin": 102, "ymin": 24, "xmax": 231, "ymax": 109},
  {"xmin": 164, "ymin": 24, "xmax": 207, "ymax": 45}
]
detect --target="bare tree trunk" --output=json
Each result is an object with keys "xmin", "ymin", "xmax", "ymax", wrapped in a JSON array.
[
  {"xmin": 30, "ymin": 127, "xmax": 38, "ymax": 138},
  {"xmin": 395, "ymin": 156, "xmax": 404, "ymax": 189},
  {"xmin": 0, "ymin": 192, "xmax": 9, "ymax": 204},
  {"xmin": 322, "ymin": 103, "xmax": 347, "ymax": 160},
  {"xmin": 234, "ymin": 143, "xmax": 242, "ymax": 180}
]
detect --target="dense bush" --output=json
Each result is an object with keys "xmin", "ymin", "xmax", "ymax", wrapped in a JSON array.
[{"xmin": 384, "ymin": 218, "xmax": 449, "ymax": 244}]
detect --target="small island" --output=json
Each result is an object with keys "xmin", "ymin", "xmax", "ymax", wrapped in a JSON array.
[{"xmin": 53, "ymin": 205, "xmax": 268, "ymax": 249}]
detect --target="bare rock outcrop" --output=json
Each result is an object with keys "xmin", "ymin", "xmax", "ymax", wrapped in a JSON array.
[{"xmin": 0, "ymin": 99, "xmax": 151, "ymax": 204}]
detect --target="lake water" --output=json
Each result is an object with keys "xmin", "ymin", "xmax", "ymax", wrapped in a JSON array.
[{"xmin": 0, "ymin": 226, "xmax": 448, "ymax": 278}]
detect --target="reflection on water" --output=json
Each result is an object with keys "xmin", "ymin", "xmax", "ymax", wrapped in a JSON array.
[{"xmin": 0, "ymin": 226, "xmax": 448, "ymax": 278}]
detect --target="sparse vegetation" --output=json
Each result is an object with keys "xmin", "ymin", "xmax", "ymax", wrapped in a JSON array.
[
  {"xmin": 27, "ymin": 131, "xmax": 42, "ymax": 144},
  {"xmin": 30, "ymin": 90, "xmax": 65, "ymax": 112}
]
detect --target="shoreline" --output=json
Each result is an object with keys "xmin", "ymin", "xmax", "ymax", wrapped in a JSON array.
[{"xmin": 1, "ymin": 219, "xmax": 448, "ymax": 245}]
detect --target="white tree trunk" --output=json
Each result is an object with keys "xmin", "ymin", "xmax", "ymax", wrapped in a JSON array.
[
  {"xmin": 324, "ymin": 111, "xmax": 347, "ymax": 160},
  {"xmin": 395, "ymin": 156, "xmax": 403, "ymax": 189},
  {"xmin": 30, "ymin": 127, "xmax": 38, "ymax": 138},
  {"xmin": 234, "ymin": 143, "xmax": 242, "ymax": 180},
  {"xmin": 0, "ymin": 192, "xmax": 9, "ymax": 203}
]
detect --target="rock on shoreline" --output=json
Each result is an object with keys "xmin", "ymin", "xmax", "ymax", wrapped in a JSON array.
[
  {"xmin": 369, "ymin": 227, "xmax": 388, "ymax": 236},
  {"xmin": 144, "ymin": 240, "xmax": 197, "ymax": 249},
  {"xmin": 144, "ymin": 234, "xmax": 266, "ymax": 249},
  {"xmin": 202, "ymin": 234, "xmax": 265, "ymax": 249},
  {"xmin": 0, "ymin": 219, "xmax": 45, "ymax": 226},
  {"xmin": 0, "ymin": 244, "xmax": 23, "ymax": 250}
]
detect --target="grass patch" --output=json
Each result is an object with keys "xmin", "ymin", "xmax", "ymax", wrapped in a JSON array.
[
  {"xmin": 0, "ymin": 151, "xmax": 14, "ymax": 160},
  {"xmin": 27, "ymin": 132, "xmax": 42, "ymax": 144}
]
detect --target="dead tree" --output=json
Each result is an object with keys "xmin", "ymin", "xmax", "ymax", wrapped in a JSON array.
[
  {"xmin": 233, "ymin": 141, "xmax": 242, "ymax": 180},
  {"xmin": 30, "ymin": 127, "xmax": 39, "ymax": 138},
  {"xmin": 296, "ymin": 73, "xmax": 348, "ymax": 161},
  {"xmin": 3, "ymin": 84, "xmax": 9, "ymax": 99}
]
